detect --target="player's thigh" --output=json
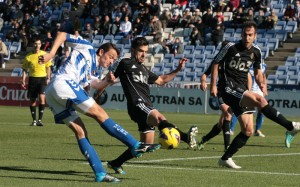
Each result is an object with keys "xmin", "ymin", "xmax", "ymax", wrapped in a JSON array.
[
  {"xmin": 241, "ymin": 91, "xmax": 267, "ymax": 108},
  {"xmin": 128, "ymin": 103, "xmax": 156, "ymax": 132},
  {"xmin": 238, "ymin": 113, "xmax": 254, "ymax": 136}
]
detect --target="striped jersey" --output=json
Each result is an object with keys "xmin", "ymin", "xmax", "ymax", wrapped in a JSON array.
[
  {"xmin": 54, "ymin": 34, "xmax": 97, "ymax": 87},
  {"xmin": 249, "ymin": 62, "xmax": 266, "ymax": 92},
  {"xmin": 213, "ymin": 41, "xmax": 262, "ymax": 88}
]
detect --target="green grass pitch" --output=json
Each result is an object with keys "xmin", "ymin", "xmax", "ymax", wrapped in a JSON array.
[{"xmin": 0, "ymin": 106, "xmax": 300, "ymax": 187}]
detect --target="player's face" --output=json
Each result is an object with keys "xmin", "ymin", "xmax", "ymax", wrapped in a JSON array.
[
  {"xmin": 98, "ymin": 48, "xmax": 118, "ymax": 68},
  {"xmin": 134, "ymin": 45, "xmax": 148, "ymax": 63},
  {"xmin": 242, "ymin": 27, "xmax": 256, "ymax": 49}
]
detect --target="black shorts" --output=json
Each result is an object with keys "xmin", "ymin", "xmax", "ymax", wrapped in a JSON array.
[
  {"xmin": 220, "ymin": 82, "xmax": 255, "ymax": 117},
  {"xmin": 127, "ymin": 102, "xmax": 155, "ymax": 133},
  {"xmin": 28, "ymin": 77, "xmax": 47, "ymax": 99}
]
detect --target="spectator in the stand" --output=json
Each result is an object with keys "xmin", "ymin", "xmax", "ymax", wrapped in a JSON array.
[
  {"xmin": 159, "ymin": 9, "xmax": 171, "ymax": 29},
  {"xmin": 202, "ymin": 7, "xmax": 214, "ymax": 32},
  {"xmin": 11, "ymin": 5, "xmax": 24, "ymax": 24},
  {"xmin": 254, "ymin": 9, "xmax": 265, "ymax": 29},
  {"xmin": 149, "ymin": 15, "xmax": 162, "ymax": 43},
  {"xmin": 180, "ymin": 8, "xmax": 192, "ymax": 28},
  {"xmin": 257, "ymin": 0, "xmax": 270, "ymax": 12},
  {"xmin": 212, "ymin": 10, "xmax": 224, "ymax": 29},
  {"xmin": 270, "ymin": 10, "xmax": 278, "ymax": 26},
  {"xmin": 149, "ymin": 0, "xmax": 160, "ymax": 17},
  {"xmin": 111, "ymin": 15, "xmax": 122, "ymax": 35},
  {"xmin": 121, "ymin": 4, "xmax": 132, "ymax": 21},
  {"xmin": 123, "ymin": 2, "xmax": 132, "ymax": 15},
  {"xmin": 139, "ymin": 8, "xmax": 151, "ymax": 24},
  {"xmin": 81, "ymin": 23, "xmax": 94, "ymax": 41},
  {"xmin": 244, "ymin": 8, "xmax": 255, "ymax": 22},
  {"xmin": 99, "ymin": 15, "xmax": 112, "ymax": 35},
  {"xmin": 153, "ymin": 33, "xmax": 175, "ymax": 55},
  {"xmin": 211, "ymin": 24, "xmax": 224, "ymax": 46},
  {"xmin": 90, "ymin": 3, "xmax": 100, "ymax": 18},
  {"xmin": 175, "ymin": 0, "xmax": 188, "ymax": 11},
  {"xmin": 229, "ymin": 0, "xmax": 240, "ymax": 12},
  {"xmin": 190, "ymin": 9, "xmax": 202, "ymax": 27},
  {"xmin": 171, "ymin": 37, "xmax": 183, "ymax": 54},
  {"xmin": 190, "ymin": 27, "xmax": 202, "ymax": 46},
  {"xmin": 263, "ymin": 14, "xmax": 274, "ymax": 30},
  {"xmin": 22, "ymin": 12, "xmax": 33, "ymax": 29},
  {"xmin": 132, "ymin": 17, "xmax": 144, "ymax": 37},
  {"xmin": 168, "ymin": 8, "xmax": 181, "ymax": 29},
  {"xmin": 232, "ymin": 6, "xmax": 245, "ymax": 29},
  {"xmin": 118, "ymin": 15, "xmax": 132, "ymax": 37},
  {"xmin": 73, "ymin": 15, "xmax": 82, "ymax": 32},
  {"xmin": 295, "ymin": 0, "xmax": 300, "ymax": 28},
  {"xmin": 43, "ymin": 31, "xmax": 53, "ymax": 51},
  {"xmin": 19, "ymin": 24, "xmax": 28, "ymax": 51},
  {"xmin": 283, "ymin": 4, "xmax": 297, "ymax": 22},
  {"xmin": 0, "ymin": 38, "xmax": 8, "ymax": 68}
]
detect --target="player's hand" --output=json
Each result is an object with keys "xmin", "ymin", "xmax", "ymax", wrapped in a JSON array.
[
  {"xmin": 104, "ymin": 71, "xmax": 116, "ymax": 84},
  {"xmin": 210, "ymin": 85, "xmax": 218, "ymax": 97},
  {"xmin": 200, "ymin": 74, "xmax": 207, "ymax": 91},
  {"xmin": 20, "ymin": 81, "xmax": 26, "ymax": 89},
  {"xmin": 176, "ymin": 58, "xmax": 187, "ymax": 72},
  {"xmin": 38, "ymin": 53, "xmax": 53, "ymax": 64}
]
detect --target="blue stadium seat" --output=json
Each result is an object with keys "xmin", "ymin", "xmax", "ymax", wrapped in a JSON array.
[
  {"xmin": 205, "ymin": 54, "xmax": 215, "ymax": 65},
  {"xmin": 285, "ymin": 56, "xmax": 297, "ymax": 66},
  {"xmin": 173, "ymin": 54, "xmax": 184, "ymax": 66},
  {"xmin": 224, "ymin": 28, "xmax": 235, "ymax": 38},
  {"xmin": 267, "ymin": 74, "xmax": 277, "ymax": 84},
  {"xmin": 184, "ymin": 45, "xmax": 195, "ymax": 54},
  {"xmin": 256, "ymin": 29, "xmax": 266, "ymax": 38},
  {"xmin": 184, "ymin": 54, "xmax": 194, "ymax": 64},
  {"xmin": 194, "ymin": 63, "xmax": 206, "ymax": 73},
  {"xmin": 51, "ymin": 9, "xmax": 62, "ymax": 23},
  {"xmin": 152, "ymin": 62, "xmax": 164, "ymax": 72},
  {"xmin": 204, "ymin": 45, "xmax": 215, "ymax": 55},
  {"xmin": 264, "ymin": 29, "xmax": 276, "ymax": 39},
  {"xmin": 163, "ymin": 62, "xmax": 174, "ymax": 74},
  {"xmin": 185, "ymin": 72, "xmax": 196, "ymax": 82},
  {"xmin": 277, "ymin": 75, "xmax": 288, "ymax": 84},
  {"xmin": 275, "ymin": 65, "xmax": 288, "ymax": 75},
  {"xmin": 154, "ymin": 54, "xmax": 164, "ymax": 64},
  {"xmin": 267, "ymin": 38, "xmax": 279, "ymax": 51},
  {"xmin": 11, "ymin": 67, "xmax": 23, "ymax": 76},
  {"xmin": 194, "ymin": 45, "xmax": 205, "ymax": 55},
  {"xmin": 256, "ymin": 38, "xmax": 268, "ymax": 48},
  {"xmin": 193, "ymin": 54, "xmax": 206, "ymax": 64},
  {"xmin": 271, "ymin": 4, "xmax": 284, "ymax": 14},
  {"xmin": 183, "ymin": 28, "xmax": 193, "ymax": 41},
  {"xmin": 173, "ymin": 71, "xmax": 185, "ymax": 81},
  {"xmin": 9, "ymin": 41, "xmax": 21, "ymax": 54},
  {"xmin": 287, "ymin": 75, "xmax": 299, "ymax": 85},
  {"xmin": 62, "ymin": 2, "xmax": 71, "ymax": 11},
  {"xmin": 114, "ymin": 35, "xmax": 124, "ymax": 44},
  {"xmin": 275, "ymin": 30, "xmax": 287, "ymax": 42},
  {"xmin": 286, "ymin": 66, "xmax": 299, "ymax": 76},
  {"xmin": 163, "ymin": 54, "xmax": 174, "ymax": 64},
  {"xmin": 275, "ymin": 21, "xmax": 286, "ymax": 31},
  {"xmin": 260, "ymin": 47, "xmax": 269, "ymax": 59},
  {"xmin": 285, "ymin": 21, "xmax": 297, "ymax": 33},
  {"xmin": 184, "ymin": 63, "xmax": 195, "ymax": 72}
]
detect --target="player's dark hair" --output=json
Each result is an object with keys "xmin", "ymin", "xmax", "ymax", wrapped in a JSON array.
[
  {"xmin": 96, "ymin": 43, "xmax": 120, "ymax": 56},
  {"xmin": 242, "ymin": 21, "xmax": 257, "ymax": 33},
  {"xmin": 131, "ymin": 37, "xmax": 149, "ymax": 51}
]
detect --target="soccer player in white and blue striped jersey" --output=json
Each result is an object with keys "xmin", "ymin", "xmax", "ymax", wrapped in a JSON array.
[{"xmin": 40, "ymin": 32, "xmax": 160, "ymax": 182}]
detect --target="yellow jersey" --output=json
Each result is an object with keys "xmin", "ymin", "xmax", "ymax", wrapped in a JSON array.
[{"xmin": 22, "ymin": 50, "xmax": 52, "ymax": 77}]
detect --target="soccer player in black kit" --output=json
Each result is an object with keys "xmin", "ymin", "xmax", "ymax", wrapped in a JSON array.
[
  {"xmin": 107, "ymin": 37, "xmax": 199, "ymax": 174},
  {"xmin": 211, "ymin": 21, "xmax": 300, "ymax": 169}
]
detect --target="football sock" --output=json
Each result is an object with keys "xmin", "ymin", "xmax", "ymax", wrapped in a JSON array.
[
  {"xmin": 78, "ymin": 138, "xmax": 105, "ymax": 174},
  {"xmin": 30, "ymin": 106, "xmax": 36, "ymax": 121},
  {"xmin": 221, "ymin": 132, "xmax": 249, "ymax": 160},
  {"xmin": 101, "ymin": 118, "xmax": 138, "ymax": 147},
  {"xmin": 158, "ymin": 120, "xmax": 188, "ymax": 143},
  {"xmin": 203, "ymin": 123, "xmax": 221, "ymax": 143},
  {"xmin": 261, "ymin": 104, "xmax": 293, "ymax": 131},
  {"xmin": 230, "ymin": 114, "xmax": 238, "ymax": 132},
  {"xmin": 222, "ymin": 120, "xmax": 231, "ymax": 149},
  {"xmin": 110, "ymin": 148, "xmax": 133, "ymax": 167},
  {"xmin": 38, "ymin": 104, "xmax": 45, "ymax": 121},
  {"xmin": 255, "ymin": 112, "xmax": 264, "ymax": 131}
]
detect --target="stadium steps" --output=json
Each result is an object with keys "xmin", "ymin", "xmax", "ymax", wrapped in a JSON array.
[{"xmin": 265, "ymin": 29, "xmax": 300, "ymax": 76}]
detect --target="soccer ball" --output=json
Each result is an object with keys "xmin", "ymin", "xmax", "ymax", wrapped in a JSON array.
[{"xmin": 158, "ymin": 127, "xmax": 181, "ymax": 149}]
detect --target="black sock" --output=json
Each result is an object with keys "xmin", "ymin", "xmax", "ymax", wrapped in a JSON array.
[
  {"xmin": 110, "ymin": 148, "xmax": 133, "ymax": 167},
  {"xmin": 221, "ymin": 132, "xmax": 249, "ymax": 160},
  {"xmin": 203, "ymin": 123, "xmax": 221, "ymax": 143},
  {"xmin": 222, "ymin": 120, "xmax": 231, "ymax": 150},
  {"xmin": 30, "ymin": 106, "xmax": 36, "ymax": 121},
  {"xmin": 39, "ymin": 104, "xmax": 45, "ymax": 121},
  {"xmin": 261, "ymin": 104, "xmax": 293, "ymax": 131},
  {"xmin": 158, "ymin": 120, "xmax": 188, "ymax": 143}
]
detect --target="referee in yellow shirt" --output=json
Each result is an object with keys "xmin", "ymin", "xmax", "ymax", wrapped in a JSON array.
[{"xmin": 21, "ymin": 37, "xmax": 52, "ymax": 126}]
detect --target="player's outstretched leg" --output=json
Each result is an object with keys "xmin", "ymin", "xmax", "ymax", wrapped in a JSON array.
[
  {"xmin": 285, "ymin": 122, "xmax": 300, "ymax": 148},
  {"xmin": 131, "ymin": 142, "xmax": 161, "ymax": 158}
]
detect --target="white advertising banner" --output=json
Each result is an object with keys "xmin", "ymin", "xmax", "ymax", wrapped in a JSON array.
[{"xmin": 96, "ymin": 86, "xmax": 299, "ymax": 117}]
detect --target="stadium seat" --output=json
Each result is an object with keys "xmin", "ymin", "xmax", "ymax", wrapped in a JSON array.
[
  {"xmin": 285, "ymin": 21, "xmax": 297, "ymax": 33},
  {"xmin": 183, "ymin": 45, "xmax": 195, "ymax": 54},
  {"xmin": 286, "ymin": 66, "xmax": 299, "ymax": 76},
  {"xmin": 163, "ymin": 62, "xmax": 174, "ymax": 74},
  {"xmin": 267, "ymin": 74, "xmax": 277, "ymax": 84},
  {"xmin": 163, "ymin": 27, "xmax": 174, "ymax": 33},
  {"xmin": 11, "ymin": 67, "xmax": 23, "ymax": 76},
  {"xmin": 270, "ymin": 0, "xmax": 282, "ymax": 6},
  {"xmin": 205, "ymin": 54, "xmax": 215, "ymax": 65},
  {"xmin": 183, "ymin": 28, "xmax": 193, "ymax": 41},
  {"xmin": 114, "ymin": 35, "xmax": 124, "ymax": 44},
  {"xmin": 145, "ymin": 35, "xmax": 154, "ymax": 44},
  {"xmin": 115, "ymin": 44, "xmax": 124, "ymax": 56},
  {"xmin": 162, "ymin": 3, "xmax": 172, "ymax": 11},
  {"xmin": 51, "ymin": 9, "xmax": 62, "ymax": 23},
  {"xmin": 93, "ymin": 35, "xmax": 103, "ymax": 42},
  {"xmin": 275, "ymin": 30, "xmax": 287, "ymax": 42},
  {"xmin": 184, "ymin": 54, "xmax": 194, "ymax": 64},
  {"xmin": 62, "ymin": 2, "xmax": 72, "ymax": 11},
  {"xmin": 173, "ymin": 28, "xmax": 184, "ymax": 37},
  {"xmin": 277, "ymin": 75, "xmax": 288, "ymax": 84},
  {"xmin": 275, "ymin": 65, "xmax": 287, "ymax": 75},
  {"xmin": 224, "ymin": 28, "xmax": 235, "ymax": 38},
  {"xmin": 123, "ymin": 44, "xmax": 131, "ymax": 54},
  {"xmin": 260, "ymin": 47, "xmax": 269, "ymax": 59},
  {"xmin": 193, "ymin": 54, "xmax": 206, "ymax": 64},
  {"xmin": 264, "ymin": 29, "xmax": 276, "ymax": 39},
  {"xmin": 102, "ymin": 35, "xmax": 114, "ymax": 44},
  {"xmin": 275, "ymin": 21, "xmax": 286, "ymax": 31},
  {"xmin": 193, "ymin": 45, "xmax": 205, "ymax": 55},
  {"xmin": 204, "ymin": 45, "xmax": 215, "ymax": 55},
  {"xmin": 154, "ymin": 53, "xmax": 164, "ymax": 64},
  {"xmin": 184, "ymin": 63, "xmax": 195, "ymax": 72},
  {"xmin": 256, "ymin": 29, "xmax": 266, "ymax": 38},
  {"xmin": 224, "ymin": 37, "xmax": 236, "ymax": 43},
  {"xmin": 152, "ymin": 62, "xmax": 164, "ymax": 72},
  {"xmin": 256, "ymin": 38, "xmax": 268, "ymax": 48},
  {"xmin": 163, "ymin": 54, "xmax": 174, "ymax": 63},
  {"xmin": 194, "ymin": 63, "xmax": 206, "ymax": 73},
  {"xmin": 267, "ymin": 38, "xmax": 279, "ymax": 52},
  {"xmin": 285, "ymin": 56, "xmax": 297, "ymax": 66},
  {"xmin": 271, "ymin": 4, "xmax": 284, "ymax": 14},
  {"xmin": 144, "ymin": 54, "xmax": 154, "ymax": 70},
  {"xmin": 185, "ymin": 72, "xmax": 196, "ymax": 82},
  {"xmin": 287, "ymin": 75, "xmax": 299, "ymax": 85},
  {"xmin": 173, "ymin": 71, "xmax": 185, "ymax": 82}
]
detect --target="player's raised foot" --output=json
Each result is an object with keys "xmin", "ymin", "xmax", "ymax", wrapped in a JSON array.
[
  {"xmin": 254, "ymin": 130, "xmax": 265, "ymax": 137},
  {"xmin": 31, "ymin": 120, "xmax": 37, "ymax": 126},
  {"xmin": 131, "ymin": 142, "xmax": 161, "ymax": 158},
  {"xmin": 218, "ymin": 158, "xmax": 241, "ymax": 169},
  {"xmin": 95, "ymin": 172, "xmax": 121, "ymax": 182},
  {"xmin": 37, "ymin": 120, "xmax": 43, "ymax": 126},
  {"xmin": 107, "ymin": 161, "xmax": 126, "ymax": 174},
  {"xmin": 197, "ymin": 136, "xmax": 206, "ymax": 150},
  {"xmin": 285, "ymin": 122, "xmax": 300, "ymax": 148},
  {"xmin": 187, "ymin": 125, "xmax": 198, "ymax": 149}
]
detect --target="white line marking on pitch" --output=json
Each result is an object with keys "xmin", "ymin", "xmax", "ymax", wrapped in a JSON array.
[
  {"xmin": 122, "ymin": 164, "xmax": 300, "ymax": 176},
  {"xmin": 132, "ymin": 152, "xmax": 300, "ymax": 163}
]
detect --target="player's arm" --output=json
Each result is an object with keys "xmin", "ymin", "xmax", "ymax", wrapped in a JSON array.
[
  {"xmin": 254, "ymin": 68, "xmax": 266, "ymax": 95},
  {"xmin": 21, "ymin": 69, "xmax": 27, "ymax": 89},
  {"xmin": 200, "ymin": 61, "xmax": 213, "ymax": 91},
  {"xmin": 155, "ymin": 58, "xmax": 187, "ymax": 85},
  {"xmin": 262, "ymin": 73, "xmax": 268, "ymax": 96},
  {"xmin": 247, "ymin": 73, "xmax": 252, "ymax": 90},
  {"xmin": 39, "ymin": 32, "xmax": 67, "ymax": 64},
  {"xmin": 210, "ymin": 62, "xmax": 219, "ymax": 97},
  {"xmin": 91, "ymin": 72, "xmax": 115, "ymax": 100}
]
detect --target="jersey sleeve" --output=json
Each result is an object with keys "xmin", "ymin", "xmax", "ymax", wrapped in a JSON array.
[
  {"xmin": 252, "ymin": 48, "xmax": 262, "ymax": 70},
  {"xmin": 65, "ymin": 34, "xmax": 93, "ymax": 51},
  {"xmin": 213, "ymin": 41, "xmax": 233, "ymax": 65},
  {"xmin": 114, "ymin": 59, "xmax": 125, "ymax": 78},
  {"xmin": 22, "ymin": 55, "xmax": 29, "ymax": 70},
  {"xmin": 147, "ymin": 69, "xmax": 159, "ymax": 84}
]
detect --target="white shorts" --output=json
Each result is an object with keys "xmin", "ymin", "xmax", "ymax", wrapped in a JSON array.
[
  {"xmin": 251, "ymin": 90, "xmax": 263, "ymax": 97},
  {"xmin": 45, "ymin": 79, "xmax": 95, "ymax": 125}
]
